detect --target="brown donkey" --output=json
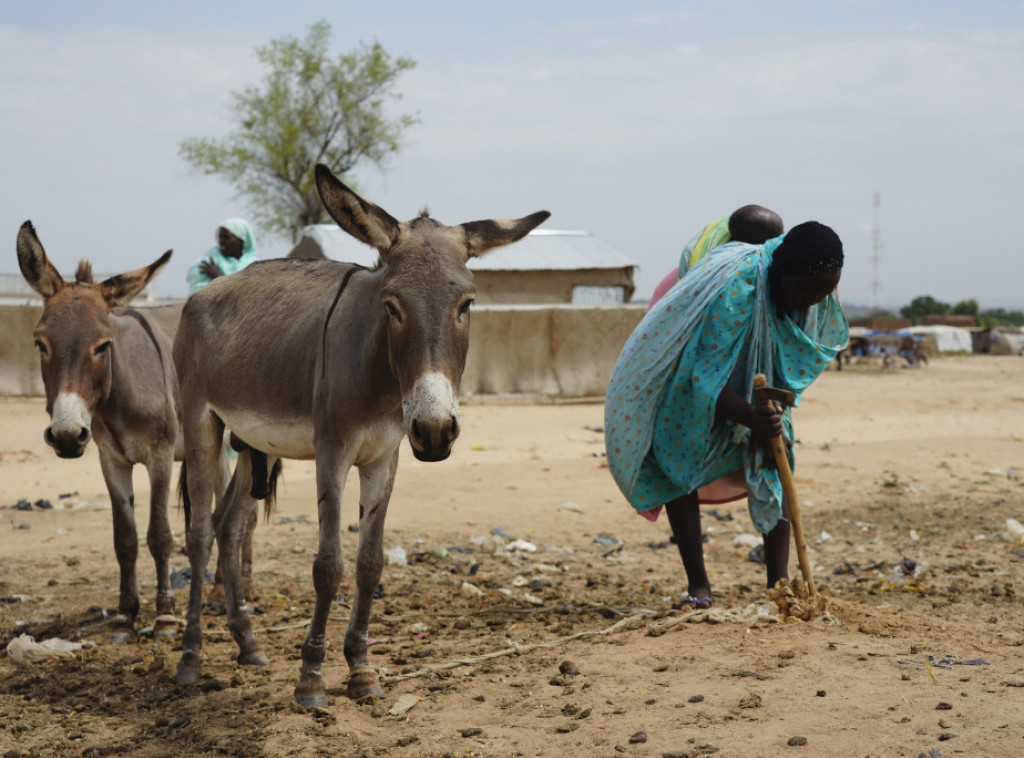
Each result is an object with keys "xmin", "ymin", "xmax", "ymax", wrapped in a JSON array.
[
  {"xmin": 17, "ymin": 222, "xmax": 189, "ymax": 641},
  {"xmin": 173, "ymin": 164, "xmax": 549, "ymax": 705}
]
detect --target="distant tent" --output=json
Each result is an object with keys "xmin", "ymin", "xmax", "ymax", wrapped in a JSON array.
[{"xmin": 906, "ymin": 325, "xmax": 973, "ymax": 353}]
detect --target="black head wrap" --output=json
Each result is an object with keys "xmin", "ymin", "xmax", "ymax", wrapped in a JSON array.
[
  {"xmin": 768, "ymin": 221, "xmax": 843, "ymax": 314},
  {"xmin": 769, "ymin": 221, "xmax": 843, "ymax": 276}
]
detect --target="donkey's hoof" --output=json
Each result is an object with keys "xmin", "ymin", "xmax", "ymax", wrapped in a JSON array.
[
  {"xmin": 238, "ymin": 649, "xmax": 270, "ymax": 667},
  {"xmin": 176, "ymin": 653, "xmax": 201, "ymax": 686},
  {"xmin": 348, "ymin": 664, "xmax": 384, "ymax": 702},
  {"xmin": 108, "ymin": 628, "xmax": 135, "ymax": 644},
  {"xmin": 153, "ymin": 615, "xmax": 180, "ymax": 639},
  {"xmin": 294, "ymin": 676, "xmax": 327, "ymax": 709}
]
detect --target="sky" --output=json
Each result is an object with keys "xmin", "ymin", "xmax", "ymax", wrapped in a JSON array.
[{"xmin": 3, "ymin": 1, "xmax": 1023, "ymax": 308}]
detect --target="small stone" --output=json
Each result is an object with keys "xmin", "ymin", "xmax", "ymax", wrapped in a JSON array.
[
  {"xmin": 936, "ymin": 702, "xmax": 953, "ymax": 710},
  {"xmin": 555, "ymin": 723, "xmax": 579, "ymax": 733},
  {"xmin": 461, "ymin": 727, "xmax": 483, "ymax": 738},
  {"xmin": 787, "ymin": 736, "xmax": 808, "ymax": 746},
  {"xmin": 938, "ymin": 732, "xmax": 956, "ymax": 741},
  {"xmin": 200, "ymin": 679, "xmax": 224, "ymax": 693},
  {"xmin": 559, "ymin": 660, "xmax": 580, "ymax": 676},
  {"xmin": 739, "ymin": 693, "xmax": 762, "ymax": 709},
  {"xmin": 938, "ymin": 719, "xmax": 952, "ymax": 729},
  {"xmin": 577, "ymin": 707, "xmax": 592, "ymax": 720},
  {"xmin": 778, "ymin": 650, "xmax": 796, "ymax": 660},
  {"xmin": 561, "ymin": 703, "xmax": 579, "ymax": 716},
  {"xmin": 816, "ymin": 690, "xmax": 826, "ymax": 697},
  {"xmin": 396, "ymin": 736, "xmax": 419, "ymax": 747},
  {"xmin": 628, "ymin": 730, "xmax": 648, "ymax": 744},
  {"xmin": 688, "ymin": 694, "xmax": 705, "ymax": 703}
]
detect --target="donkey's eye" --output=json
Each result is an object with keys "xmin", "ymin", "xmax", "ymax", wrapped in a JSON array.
[
  {"xmin": 384, "ymin": 301, "xmax": 403, "ymax": 324},
  {"xmin": 34, "ymin": 339, "xmax": 48, "ymax": 356},
  {"xmin": 94, "ymin": 340, "xmax": 112, "ymax": 356},
  {"xmin": 458, "ymin": 299, "xmax": 474, "ymax": 320}
]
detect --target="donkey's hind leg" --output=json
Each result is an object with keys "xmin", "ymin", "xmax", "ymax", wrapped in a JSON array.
[
  {"xmin": 98, "ymin": 454, "xmax": 140, "ymax": 644},
  {"xmin": 215, "ymin": 450, "xmax": 268, "ymax": 667},
  {"xmin": 176, "ymin": 408, "xmax": 223, "ymax": 686},
  {"xmin": 145, "ymin": 447, "xmax": 177, "ymax": 638}
]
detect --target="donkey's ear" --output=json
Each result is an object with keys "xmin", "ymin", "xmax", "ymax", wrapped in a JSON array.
[
  {"xmin": 459, "ymin": 211, "xmax": 551, "ymax": 259},
  {"xmin": 98, "ymin": 250, "xmax": 172, "ymax": 307},
  {"xmin": 17, "ymin": 221, "xmax": 65, "ymax": 299},
  {"xmin": 314, "ymin": 163, "xmax": 400, "ymax": 254}
]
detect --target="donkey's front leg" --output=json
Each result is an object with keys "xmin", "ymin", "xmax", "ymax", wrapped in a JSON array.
[
  {"xmin": 145, "ymin": 448, "xmax": 177, "ymax": 639},
  {"xmin": 176, "ymin": 412, "xmax": 222, "ymax": 686},
  {"xmin": 98, "ymin": 454, "xmax": 139, "ymax": 644},
  {"xmin": 344, "ymin": 450, "xmax": 398, "ymax": 702},
  {"xmin": 295, "ymin": 449, "xmax": 348, "ymax": 708}
]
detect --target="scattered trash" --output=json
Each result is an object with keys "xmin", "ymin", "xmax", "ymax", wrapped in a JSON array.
[
  {"xmin": 426, "ymin": 545, "xmax": 450, "ymax": 561},
  {"xmin": 389, "ymin": 693, "xmax": 421, "ymax": 717},
  {"xmin": 6, "ymin": 634, "xmax": 93, "ymax": 664},
  {"xmin": 13, "ymin": 499, "xmax": 32, "ymax": 511},
  {"xmin": 523, "ymin": 592, "xmax": 545, "ymax": 606},
  {"xmin": 505, "ymin": 539, "xmax": 537, "ymax": 553},
  {"xmin": 492, "ymin": 526, "xmax": 515, "ymax": 541},
  {"xmin": 594, "ymin": 536, "xmax": 619, "ymax": 547},
  {"xmin": 732, "ymin": 533, "xmax": 761, "ymax": 548},
  {"xmin": 347, "ymin": 523, "xmax": 360, "ymax": 533},
  {"xmin": 459, "ymin": 582, "xmax": 483, "ymax": 598},
  {"xmin": 815, "ymin": 531, "xmax": 831, "ymax": 544},
  {"xmin": 169, "ymin": 567, "xmax": 214, "ymax": 590},
  {"xmin": 34, "ymin": 499, "xmax": 54, "ymax": 510},
  {"xmin": 386, "ymin": 545, "xmax": 408, "ymax": 566},
  {"xmin": 559, "ymin": 501, "xmax": 584, "ymax": 513},
  {"xmin": 706, "ymin": 509, "xmax": 734, "ymax": 521},
  {"xmin": 910, "ymin": 529, "xmax": 921, "ymax": 542},
  {"xmin": 747, "ymin": 544, "xmax": 766, "ymax": 564},
  {"xmin": 1004, "ymin": 519, "xmax": 1024, "ymax": 546}
]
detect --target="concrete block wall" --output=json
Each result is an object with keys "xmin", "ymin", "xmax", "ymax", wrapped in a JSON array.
[{"xmin": 0, "ymin": 303, "xmax": 647, "ymax": 399}]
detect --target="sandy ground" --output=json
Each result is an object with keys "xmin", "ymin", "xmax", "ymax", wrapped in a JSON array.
[{"xmin": 1, "ymin": 355, "xmax": 1023, "ymax": 758}]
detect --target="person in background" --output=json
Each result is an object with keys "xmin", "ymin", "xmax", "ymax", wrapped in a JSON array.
[
  {"xmin": 648, "ymin": 205, "xmax": 784, "ymax": 310},
  {"xmin": 605, "ymin": 221, "xmax": 848, "ymax": 609},
  {"xmin": 186, "ymin": 219, "xmax": 259, "ymax": 295}
]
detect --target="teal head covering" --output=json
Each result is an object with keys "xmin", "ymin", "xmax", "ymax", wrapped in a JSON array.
[{"xmin": 218, "ymin": 218, "xmax": 256, "ymax": 255}]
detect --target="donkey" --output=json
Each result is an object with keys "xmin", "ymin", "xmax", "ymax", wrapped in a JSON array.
[
  {"xmin": 17, "ymin": 222, "xmax": 188, "ymax": 641},
  {"xmin": 15, "ymin": 223, "xmax": 251, "ymax": 641},
  {"xmin": 173, "ymin": 163, "xmax": 549, "ymax": 705}
]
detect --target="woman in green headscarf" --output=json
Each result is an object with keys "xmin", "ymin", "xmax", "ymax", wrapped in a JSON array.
[{"xmin": 186, "ymin": 218, "xmax": 259, "ymax": 295}]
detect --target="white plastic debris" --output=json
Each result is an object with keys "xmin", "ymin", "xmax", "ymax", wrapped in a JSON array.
[
  {"xmin": 909, "ymin": 529, "xmax": 921, "ymax": 542},
  {"xmin": 459, "ymin": 582, "xmax": 484, "ymax": 598},
  {"xmin": 559, "ymin": 501, "xmax": 584, "ymax": 513},
  {"xmin": 732, "ymin": 533, "xmax": 761, "ymax": 548},
  {"xmin": 6, "ymin": 634, "xmax": 91, "ymax": 664},
  {"xmin": 505, "ymin": 538, "xmax": 537, "ymax": 553},
  {"xmin": 1004, "ymin": 518, "xmax": 1024, "ymax": 545},
  {"xmin": 385, "ymin": 545, "xmax": 408, "ymax": 566},
  {"xmin": 815, "ymin": 531, "xmax": 832, "ymax": 544}
]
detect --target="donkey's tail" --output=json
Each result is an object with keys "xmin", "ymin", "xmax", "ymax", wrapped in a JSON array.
[
  {"xmin": 177, "ymin": 461, "xmax": 191, "ymax": 533},
  {"xmin": 264, "ymin": 458, "xmax": 283, "ymax": 524}
]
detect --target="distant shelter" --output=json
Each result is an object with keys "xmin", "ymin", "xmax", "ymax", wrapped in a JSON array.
[{"xmin": 288, "ymin": 226, "xmax": 638, "ymax": 305}]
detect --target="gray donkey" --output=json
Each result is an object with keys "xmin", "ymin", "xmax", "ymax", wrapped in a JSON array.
[{"xmin": 173, "ymin": 164, "xmax": 549, "ymax": 705}]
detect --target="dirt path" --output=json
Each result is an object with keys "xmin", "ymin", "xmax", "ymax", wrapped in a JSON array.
[{"xmin": 2, "ymin": 356, "xmax": 1023, "ymax": 757}]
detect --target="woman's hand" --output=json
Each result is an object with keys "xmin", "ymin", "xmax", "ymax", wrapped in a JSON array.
[{"xmin": 199, "ymin": 259, "xmax": 223, "ymax": 280}]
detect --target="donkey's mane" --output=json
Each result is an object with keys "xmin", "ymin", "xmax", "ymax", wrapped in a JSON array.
[{"xmin": 75, "ymin": 260, "xmax": 94, "ymax": 284}]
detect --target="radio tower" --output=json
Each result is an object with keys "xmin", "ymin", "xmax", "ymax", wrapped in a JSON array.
[{"xmin": 869, "ymin": 192, "xmax": 882, "ymax": 312}]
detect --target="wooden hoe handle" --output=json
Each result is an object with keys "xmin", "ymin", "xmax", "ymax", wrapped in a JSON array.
[{"xmin": 752, "ymin": 374, "xmax": 817, "ymax": 595}]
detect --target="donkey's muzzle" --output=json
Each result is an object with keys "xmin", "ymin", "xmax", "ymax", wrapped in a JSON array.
[
  {"xmin": 45, "ymin": 424, "xmax": 91, "ymax": 459},
  {"xmin": 408, "ymin": 416, "xmax": 459, "ymax": 462}
]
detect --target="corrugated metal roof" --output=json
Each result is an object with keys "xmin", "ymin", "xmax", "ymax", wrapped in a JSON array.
[{"xmin": 295, "ymin": 225, "xmax": 636, "ymax": 272}]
